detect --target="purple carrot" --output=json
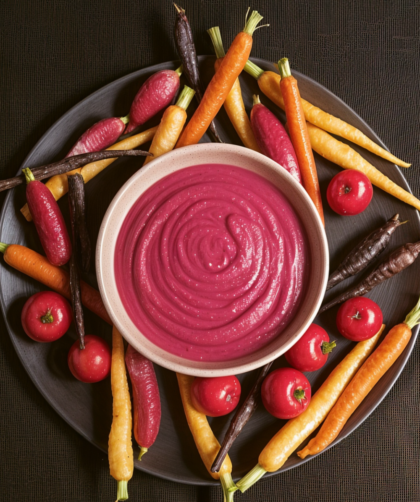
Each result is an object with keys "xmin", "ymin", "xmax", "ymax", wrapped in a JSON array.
[
  {"xmin": 66, "ymin": 117, "xmax": 128, "ymax": 157},
  {"xmin": 125, "ymin": 67, "xmax": 182, "ymax": 134},
  {"xmin": 125, "ymin": 344, "xmax": 161, "ymax": 460},
  {"xmin": 23, "ymin": 168, "xmax": 72, "ymax": 266},
  {"xmin": 250, "ymin": 95, "xmax": 302, "ymax": 184}
]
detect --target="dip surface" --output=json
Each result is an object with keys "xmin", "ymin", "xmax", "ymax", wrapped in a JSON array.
[{"xmin": 115, "ymin": 164, "xmax": 308, "ymax": 362}]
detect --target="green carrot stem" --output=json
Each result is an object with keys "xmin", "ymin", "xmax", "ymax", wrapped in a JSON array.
[
  {"xmin": 235, "ymin": 463, "xmax": 266, "ymax": 493},
  {"xmin": 120, "ymin": 115, "xmax": 129, "ymax": 125},
  {"xmin": 138, "ymin": 446, "xmax": 148, "ymax": 460},
  {"xmin": 278, "ymin": 58, "xmax": 292, "ymax": 79},
  {"xmin": 116, "ymin": 480, "xmax": 128, "ymax": 501},
  {"xmin": 243, "ymin": 11, "xmax": 264, "ymax": 36},
  {"xmin": 176, "ymin": 86, "xmax": 195, "ymax": 110},
  {"xmin": 244, "ymin": 60, "xmax": 264, "ymax": 80},
  {"xmin": 220, "ymin": 472, "xmax": 236, "ymax": 502},
  {"xmin": 0, "ymin": 243, "xmax": 10, "ymax": 253},
  {"xmin": 252, "ymin": 94, "xmax": 261, "ymax": 106},
  {"xmin": 22, "ymin": 168, "xmax": 35, "ymax": 184},
  {"xmin": 322, "ymin": 340, "xmax": 337, "ymax": 354},
  {"xmin": 404, "ymin": 294, "xmax": 420, "ymax": 329},
  {"xmin": 175, "ymin": 65, "xmax": 183, "ymax": 77},
  {"xmin": 207, "ymin": 26, "xmax": 226, "ymax": 59}
]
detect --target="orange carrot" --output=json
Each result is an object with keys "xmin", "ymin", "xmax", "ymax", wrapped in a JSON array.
[
  {"xmin": 298, "ymin": 296, "xmax": 420, "ymax": 459},
  {"xmin": 176, "ymin": 10, "xmax": 264, "ymax": 148},
  {"xmin": 244, "ymin": 61, "xmax": 410, "ymax": 168},
  {"xmin": 143, "ymin": 86, "xmax": 195, "ymax": 165},
  {"xmin": 278, "ymin": 58, "xmax": 324, "ymax": 225},
  {"xmin": 0, "ymin": 243, "xmax": 111, "ymax": 324},
  {"xmin": 208, "ymin": 27, "xmax": 260, "ymax": 152}
]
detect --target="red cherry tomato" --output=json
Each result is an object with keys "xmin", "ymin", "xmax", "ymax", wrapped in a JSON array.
[
  {"xmin": 261, "ymin": 367, "xmax": 311, "ymax": 419},
  {"xmin": 327, "ymin": 170, "xmax": 373, "ymax": 216},
  {"xmin": 21, "ymin": 291, "xmax": 72, "ymax": 342},
  {"xmin": 285, "ymin": 324, "xmax": 336, "ymax": 372},
  {"xmin": 67, "ymin": 335, "xmax": 111, "ymax": 383},
  {"xmin": 190, "ymin": 376, "xmax": 241, "ymax": 417},
  {"xmin": 336, "ymin": 297, "xmax": 383, "ymax": 341}
]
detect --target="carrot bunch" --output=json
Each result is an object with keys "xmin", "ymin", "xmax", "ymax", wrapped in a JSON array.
[{"xmin": 176, "ymin": 10, "xmax": 265, "ymax": 147}]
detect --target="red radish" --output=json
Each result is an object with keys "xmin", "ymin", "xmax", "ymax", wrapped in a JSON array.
[
  {"xmin": 21, "ymin": 291, "xmax": 72, "ymax": 342},
  {"xmin": 285, "ymin": 324, "xmax": 336, "ymax": 372},
  {"xmin": 250, "ymin": 95, "xmax": 302, "ymax": 184},
  {"xmin": 125, "ymin": 344, "xmax": 161, "ymax": 459},
  {"xmin": 68, "ymin": 335, "xmax": 111, "ymax": 383},
  {"xmin": 125, "ymin": 67, "xmax": 182, "ymax": 133},
  {"xmin": 23, "ymin": 168, "xmax": 72, "ymax": 266},
  {"xmin": 190, "ymin": 376, "xmax": 241, "ymax": 418},
  {"xmin": 261, "ymin": 367, "xmax": 311, "ymax": 419},
  {"xmin": 66, "ymin": 116, "xmax": 129, "ymax": 157},
  {"xmin": 336, "ymin": 297, "xmax": 383, "ymax": 341},
  {"xmin": 327, "ymin": 170, "xmax": 373, "ymax": 215}
]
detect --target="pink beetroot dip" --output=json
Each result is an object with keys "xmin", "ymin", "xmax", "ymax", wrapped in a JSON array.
[{"xmin": 114, "ymin": 164, "xmax": 308, "ymax": 362}]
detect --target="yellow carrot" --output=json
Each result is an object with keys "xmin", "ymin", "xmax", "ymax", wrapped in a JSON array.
[
  {"xmin": 208, "ymin": 27, "xmax": 260, "ymax": 152},
  {"xmin": 176, "ymin": 373, "xmax": 235, "ymax": 501},
  {"xmin": 20, "ymin": 126, "xmax": 157, "ymax": 221},
  {"xmin": 244, "ymin": 61, "xmax": 410, "ymax": 168},
  {"xmin": 306, "ymin": 123, "xmax": 420, "ymax": 211},
  {"xmin": 143, "ymin": 86, "xmax": 195, "ymax": 166},
  {"xmin": 109, "ymin": 326, "xmax": 133, "ymax": 501},
  {"xmin": 234, "ymin": 325, "xmax": 385, "ymax": 493}
]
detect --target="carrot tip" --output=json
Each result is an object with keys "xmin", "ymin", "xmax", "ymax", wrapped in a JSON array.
[
  {"xmin": 0, "ymin": 242, "xmax": 9, "ymax": 253},
  {"xmin": 278, "ymin": 58, "xmax": 291, "ymax": 79}
]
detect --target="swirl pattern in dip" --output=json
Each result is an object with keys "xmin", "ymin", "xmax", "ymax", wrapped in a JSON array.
[{"xmin": 115, "ymin": 164, "xmax": 308, "ymax": 362}]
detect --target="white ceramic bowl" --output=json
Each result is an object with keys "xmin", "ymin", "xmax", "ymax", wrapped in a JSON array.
[{"xmin": 96, "ymin": 144, "xmax": 328, "ymax": 376}]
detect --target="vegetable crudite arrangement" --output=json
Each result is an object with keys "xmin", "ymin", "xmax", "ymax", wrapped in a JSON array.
[{"xmin": 0, "ymin": 4, "xmax": 419, "ymax": 501}]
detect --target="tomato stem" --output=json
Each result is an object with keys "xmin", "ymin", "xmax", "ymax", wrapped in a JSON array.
[
  {"xmin": 294, "ymin": 388, "xmax": 305, "ymax": 402},
  {"xmin": 22, "ymin": 168, "xmax": 35, "ymax": 184},
  {"xmin": 41, "ymin": 310, "xmax": 54, "ymax": 324},
  {"xmin": 220, "ymin": 472, "xmax": 236, "ymax": 502},
  {"xmin": 116, "ymin": 480, "xmax": 128, "ymax": 501},
  {"xmin": 278, "ymin": 58, "xmax": 292, "ymax": 79},
  {"xmin": 321, "ymin": 340, "xmax": 336, "ymax": 354},
  {"xmin": 235, "ymin": 463, "xmax": 266, "ymax": 493},
  {"xmin": 138, "ymin": 446, "xmax": 148, "ymax": 460}
]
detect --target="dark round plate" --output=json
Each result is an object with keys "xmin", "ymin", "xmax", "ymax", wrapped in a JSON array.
[{"xmin": 0, "ymin": 57, "xmax": 418, "ymax": 486}]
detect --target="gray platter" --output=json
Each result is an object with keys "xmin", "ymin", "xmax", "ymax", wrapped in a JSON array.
[{"xmin": 0, "ymin": 57, "xmax": 418, "ymax": 486}]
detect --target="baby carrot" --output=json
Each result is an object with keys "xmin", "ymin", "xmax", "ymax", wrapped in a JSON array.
[
  {"xmin": 233, "ymin": 325, "xmax": 384, "ymax": 493},
  {"xmin": 298, "ymin": 298, "xmax": 420, "ymax": 458},
  {"xmin": 143, "ymin": 86, "xmax": 195, "ymax": 166},
  {"xmin": 278, "ymin": 58, "xmax": 324, "ymax": 225},
  {"xmin": 176, "ymin": 10, "xmax": 264, "ymax": 148},
  {"xmin": 20, "ymin": 126, "xmax": 157, "ymax": 221},
  {"xmin": 176, "ymin": 373, "xmax": 235, "ymax": 501},
  {"xmin": 306, "ymin": 122, "xmax": 420, "ymax": 211},
  {"xmin": 207, "ymin": 26, "xmax": 260, "ymax": 152},
  {"xmin": 244, "ymin": 60, "xmax": 410, "ymax": 168},
  {"xmin": 109, "ymin": 326, "xmax": 133, "ymax": 501},
  {"xmin": 0, "ymin": 243, "xmax": 111, "ymax": 324}
]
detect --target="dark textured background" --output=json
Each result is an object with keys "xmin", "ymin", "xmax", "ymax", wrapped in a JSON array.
[{"xmin": 0, "ymin": 1, "xmax": 419, "ymax": 501}]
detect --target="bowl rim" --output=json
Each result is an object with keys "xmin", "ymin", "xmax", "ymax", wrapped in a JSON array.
[{"xmin": 96, "ymin": 143, "xmax": 329, "ymax": 376}]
